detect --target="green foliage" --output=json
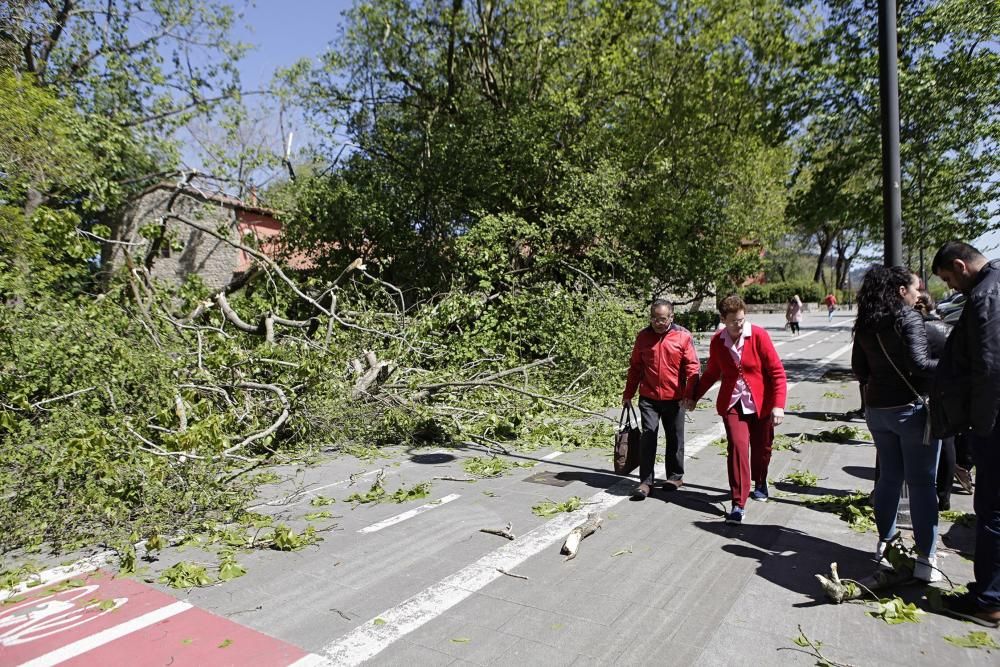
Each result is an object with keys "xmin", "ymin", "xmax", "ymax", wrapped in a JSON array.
[
  {"xmin": 309, "ymin": 495, "xmax": 336, "ymax": 507},
  {"xmin": 674, "ymin": 310, "xmax": 720, "ymax": 333},
  {"xmin": 217, "ymin": 553, "xmax": 246, "ymax": 582},
  {"xmin": 532, "ymin": 497, "xmax": 583, "ymax": 518},
  {"xmin": 462, "ymin": 457, "xmax": 535, "ymax": 479},
  {"xmin": 284, "ymin": 0, "xmax": 801, "ymax": 297},
  {"xmin": 741, "ymin": 282, "xmax": 824, "ymax": 304},
  {"xmin": 940, "ymin": 511, "xmax": 976, "ymax": 528},
  {"xmin": 345, "ymin": 475, "xmax": 431, "ymax": 506},
  {"xmin": 943, "ymin": 631, "xmax": 1000, "ymax": 649},
  {"xmin": 388, "ymin": 482, "xmax": 431, "ymax": 504},
  {"xmin": 159, "ymin": 561, "xmax": 213, "ymax": 589},
  {"xmin": 804, "ymin": 492, "xmax": 876, "ymax": 533},
  {"xmin": 821, "ymin": 391, "xmax": 846, "ymax": 400},
  {"xmin": 270, "ymin": 525, "xmax": 319, "ymax": 551},
  {"xmin": 782, "ymin": 470, "xmax": 818, "ymax": 487},
  {"xmin": 809, "ymin": 426, "xmax": 870, "ymax": 443},
  {"xmin": 791, "ymin": 0, "xmax": 1000, "ymax": 269},
  {"xmin": 867, "ymin": 597, "xmax": 925, "ymax": 625}
]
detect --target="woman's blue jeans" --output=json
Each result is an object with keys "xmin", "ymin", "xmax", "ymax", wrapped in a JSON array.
[{"xmin": 866, "ymin": 402, "xmax": 941, "ymax": 557}]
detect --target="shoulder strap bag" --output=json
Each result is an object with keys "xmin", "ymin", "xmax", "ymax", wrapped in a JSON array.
[{"xmin": 875, "ymin": 333, "xmax": 933, "ymax": 446}]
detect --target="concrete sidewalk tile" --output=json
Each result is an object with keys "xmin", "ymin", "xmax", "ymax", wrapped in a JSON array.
[
  {"xmin": 363, "ymin": 639, "xmax": 458, "ymax": 666},
  {"xmin": 442, "ymin": 592, "xmax": 530, "ymax": 630},
  {"xmin": 407, "ymin": 615, "xmax": 521, "ymax": 664},
  {"xmin": 553, "ymin": 589, "xmax": 632, "ymax": 626},
  {"xmin": 497, "ymin": 608, "xmax": 606, "ymax": 652},
  {"xmin": 485, "ymin": 638, "xmax": 582, "ymax": 666}
]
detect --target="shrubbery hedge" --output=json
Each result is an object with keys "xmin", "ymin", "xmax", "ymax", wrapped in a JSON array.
[
  {"xmin": 675, "ymin": 310, "xmax": 719, "ymax": 332},
  {"xmin": 740, "ymin": 281, "xmax": 824, "ymax": 304}
]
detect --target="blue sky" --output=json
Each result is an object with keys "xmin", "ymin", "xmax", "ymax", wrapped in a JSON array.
[{"xmin": 232, "ymin": 0, "xmax": 354, "ymax": 90}]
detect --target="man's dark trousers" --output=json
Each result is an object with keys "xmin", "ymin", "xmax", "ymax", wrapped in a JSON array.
[
  {"xmin": 637, "ymin": 397, "xmax": 685, "ymax": 485},
  {"xmin": 969, "ymin": 423, "xmax": 1000, "ymax": 610}
]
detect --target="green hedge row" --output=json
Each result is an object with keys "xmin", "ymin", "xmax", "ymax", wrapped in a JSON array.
[
  {"xmin": 740, "ymin": 281, "xmax": 825, "ymax": 304},
  {"xmin": 675, "ymin": 310, "xmax": 719, "ymax": 332}
]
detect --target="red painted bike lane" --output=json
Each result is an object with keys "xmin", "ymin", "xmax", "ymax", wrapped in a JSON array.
[{"xmin": 0, "ymin": 570, "xmax": 322, "ymax": 667}]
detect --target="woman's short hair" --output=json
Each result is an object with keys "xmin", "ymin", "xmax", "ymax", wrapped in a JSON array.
[{"xmin": 718, "ymin": 294, "xmax": 746, "ymax": 316}]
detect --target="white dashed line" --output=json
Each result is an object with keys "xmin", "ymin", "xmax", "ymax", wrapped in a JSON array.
[
  {"xmin": 541, "ymin": 451, "xmax": 563, "ymax": 460},
  {"xmin": 321, "ymin": 425, "xmax": 725, "ymax": 665},
  {"xmin": 357, "ymin": 494, "xmax": 462, "ymax": 534}
]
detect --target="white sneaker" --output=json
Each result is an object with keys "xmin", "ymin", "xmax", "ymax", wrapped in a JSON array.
[
  {"xmin": 913, "ymin": 555, "xmax": 942, "ymax": 583},
  {"xmin": 875, "ymin": 540, "xmax": 892, "ymax": 569}
]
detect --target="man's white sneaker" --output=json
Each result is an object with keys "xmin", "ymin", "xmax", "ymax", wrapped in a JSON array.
[{"xmin": 913, "ymin": 555, "xmax": 942, "ymax": 583}]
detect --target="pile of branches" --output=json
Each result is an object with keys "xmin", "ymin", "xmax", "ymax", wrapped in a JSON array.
[{"xmin": 0, "ymin": 183, "xmax": 622, "ymax": 557}]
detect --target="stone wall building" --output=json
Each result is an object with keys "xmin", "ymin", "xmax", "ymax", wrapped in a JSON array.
[{"xmin": 106, "ymin": 183, "xmax": 308, "ymax": 289}]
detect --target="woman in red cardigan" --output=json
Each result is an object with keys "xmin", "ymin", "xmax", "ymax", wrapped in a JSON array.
[{"xmin": 688, "ymin": 295, "xmax": 787, "ymax": 524}]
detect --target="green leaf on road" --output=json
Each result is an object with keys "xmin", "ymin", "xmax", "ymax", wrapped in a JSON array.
[{"xmin": 943, "ymin": 631, "xmax": 999, "ymax": 649}]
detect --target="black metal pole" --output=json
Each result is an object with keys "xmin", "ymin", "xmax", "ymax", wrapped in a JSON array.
[{"xmin": 878, "ymin": 0, "xmax": 903, "ymax": 267}]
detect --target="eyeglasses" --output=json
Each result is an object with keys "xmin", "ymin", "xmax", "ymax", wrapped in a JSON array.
[{"xmin": 651, "ymin": 316, "xmax": 673, "ymax": 323}]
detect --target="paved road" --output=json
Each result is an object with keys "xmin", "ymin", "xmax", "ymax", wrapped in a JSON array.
[{"xmin": 4, "ymin": 310, "xmax": 996, "ymax": 666}]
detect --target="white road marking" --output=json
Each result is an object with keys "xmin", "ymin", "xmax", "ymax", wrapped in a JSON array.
[
  {"xmin": 774, "ymin": 329, "xmax": 818, "ymax": 347},
  {"xmin": 289, "ymin": 655, "xmax": 332, "ymax": 667},
  {"xmin": 321, "ymin": 424, "xmax": 725, "ymax": 666},
  {"xmin": 250, "ymin": 469, "xmax": 382, "ymax": 511},
  {"xmin": 787, "ymin": 342, "xmax": 854, "ymax": 392},
  {"xmin": 541, "ymin": 451, "xmax": 563, "ymax": 460},
  {"xmin": 358, "ymin": 494, "xmax": 462, "ymax": 534},
  {"xmin": 18, "ymin": 601, "xmax": 192, "ymax": 667}
]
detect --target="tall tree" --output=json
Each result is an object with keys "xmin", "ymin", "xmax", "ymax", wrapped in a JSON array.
[
  {"xmin": 790, "ymin": 0, "xmax": 1000, "ymax": 270},
  {"xmin": 283, "ymin": 0, "xmax": 803, "ymax": 297}
]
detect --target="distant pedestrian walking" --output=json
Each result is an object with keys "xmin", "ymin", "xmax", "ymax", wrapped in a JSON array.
[
  {"xmin": 785, "ymin": 294, "xmax": 803, "ymax": 335},
  {"xmin": 851, "ymin": 265, "xmax": 941, "ymax": 582},
  {"xmin": 932, "ymin": 241, "xmax": 1000, "ymax": 627},
  {"xmin": 687, "ymin": 295, "xmax": 786, "ymax": 525},
  {"xmin": 623, "ymin": 299, "xmax": 700, "ymax": 500},
  {"xmin": 824, "ymin": 292, "xmax": 838, "ymax": 321}
]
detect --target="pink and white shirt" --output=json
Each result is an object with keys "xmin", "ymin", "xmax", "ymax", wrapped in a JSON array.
[{"xmin": 722, "ymin": 321, "xmax": 758, "ymax": 415}]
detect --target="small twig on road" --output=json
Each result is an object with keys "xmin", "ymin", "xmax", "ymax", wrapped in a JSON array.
[
  {"xmin": 480, "ymin": 522, "xmax": 515, "ymax": 540},
  {"xmin": 496, "ymin": 568, "xmax": 529, "ymax": 580}
]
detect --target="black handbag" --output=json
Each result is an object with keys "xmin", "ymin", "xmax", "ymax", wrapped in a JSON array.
[{"xmin": 614, "ymin": 404, "xmax": 641, "ymax": 475}]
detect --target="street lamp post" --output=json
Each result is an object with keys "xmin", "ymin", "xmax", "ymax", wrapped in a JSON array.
[
  {"xmin": 878, "ymin": 0, "xmax": 911, "ymax": 527},
  {"xmin": 878, "ymin": 0, "xmax": 903, "ymax": 268}
]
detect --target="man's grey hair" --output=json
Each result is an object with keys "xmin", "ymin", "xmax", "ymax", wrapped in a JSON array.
[{"xmin": 650, "ymin": 299, "xmax": 674, "ymax": 313}]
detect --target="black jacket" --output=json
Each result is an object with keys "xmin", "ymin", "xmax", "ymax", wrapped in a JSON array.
[
  {"xmin": 933, "ymin": 259, "xmax": 1000, "ymax": 436},
  {"xmin": 922, "ymin": 313, "xmax": 951, "ymax": 358},
  {"xmin": 852, "ymin": 307, "xmax": 937, "ymax": 408}
]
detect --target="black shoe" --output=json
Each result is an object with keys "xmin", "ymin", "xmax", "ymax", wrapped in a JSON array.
[
  {"xmin": 630, "ymin": 482, "xmax": 651, "ymax": 501},
  {"xmin": 662, "ymin": 478, "xmax": 683, "ymax": 491}
]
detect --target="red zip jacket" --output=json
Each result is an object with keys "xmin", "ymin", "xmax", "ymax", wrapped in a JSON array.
[
  {"xmin": 693, "ymin": 324, "xmax": 787, "ymax": 417},
  {"xmin": 623, "ymin": 324, "xmax": 700, "ymax": 402}
]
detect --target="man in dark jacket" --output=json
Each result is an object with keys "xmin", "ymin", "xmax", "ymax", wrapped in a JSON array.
[
  {"xmin": 623, "ymin": 299, "xmax": 700, "ymax": 499},
  {"xmin": 932, "ymin": 241, "xmax": 1000, "ymax": 627}
]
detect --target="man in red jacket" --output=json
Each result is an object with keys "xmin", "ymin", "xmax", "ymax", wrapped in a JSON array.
[{"xmin": 623, "ymin": 299, "xmax": 701, "ymax": 499}]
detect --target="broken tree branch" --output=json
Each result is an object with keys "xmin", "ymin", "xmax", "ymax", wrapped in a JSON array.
[
  {"xmin": 561, "ymin": 513, "xmax": 602, "ymax": 560},
  {"xmin": 223, "ymin": 383, "xmax": 291, "ymax": 455}
]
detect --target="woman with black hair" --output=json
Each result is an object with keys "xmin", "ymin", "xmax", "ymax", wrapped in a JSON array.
[{"xmin": 852, "ymin": 266, "xmax": 942, "ymax": 582}]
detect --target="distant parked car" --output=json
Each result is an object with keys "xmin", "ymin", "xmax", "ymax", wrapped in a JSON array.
[{"xmin": 937, "ymin": 292, "xmax": 966, "ymax": 324}]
